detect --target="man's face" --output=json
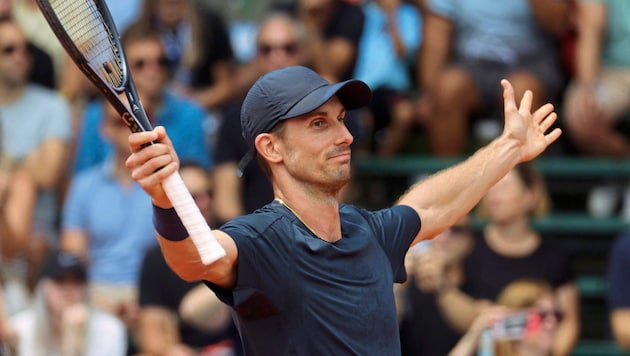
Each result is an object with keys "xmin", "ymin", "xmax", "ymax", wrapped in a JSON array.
[
  {"xmin": 273, "ymin": 96, "xmax": 354, "ymax": 192},
  {"xmin": 0, "ymin": 22, "xmax": 31, "ymax": 87},
  {"xmin": 126, "ymin": 38, "xmax": 168, "ymax": 100},
  {"xmin": 256, "ymin": 18, "xmax": 302, "ymax": 72}
]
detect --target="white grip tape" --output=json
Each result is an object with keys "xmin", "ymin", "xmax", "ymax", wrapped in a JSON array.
[{"xmin": 162, "ymin": 171, "xmax": 226, "ymax": 264}]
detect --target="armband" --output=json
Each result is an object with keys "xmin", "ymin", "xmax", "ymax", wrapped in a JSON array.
[{"xmin": 152, "ymin": 205, "xmax": 189, "ymax": 241}]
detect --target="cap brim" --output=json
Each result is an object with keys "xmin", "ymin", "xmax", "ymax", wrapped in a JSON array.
[{"xmin": 281, "ymin": 79, "xmax": 371, "ymax": 120}]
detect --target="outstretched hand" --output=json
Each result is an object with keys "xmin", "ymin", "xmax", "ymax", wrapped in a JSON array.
[
  {"xmin": 125, "ymin": 126, "xmax": 179, "ymax": 208},
  {"xmin": 501, "ymin": 79, "xmax": 562, "ymax": 162}
]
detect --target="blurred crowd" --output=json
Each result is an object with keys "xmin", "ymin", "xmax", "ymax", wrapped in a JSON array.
[{"xmin": 0, "ymin": 0, "xmax": 629, "ymax": 355}]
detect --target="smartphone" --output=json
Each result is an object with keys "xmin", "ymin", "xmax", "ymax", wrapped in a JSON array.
[{"xmin": 492, "ymin": 310, "xmax": 542, "ymax": 340}]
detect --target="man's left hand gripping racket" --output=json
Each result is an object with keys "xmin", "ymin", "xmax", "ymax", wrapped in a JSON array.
[{"xmin": 36, "ymin": 0, "xmax": 226, "ymax": 264}]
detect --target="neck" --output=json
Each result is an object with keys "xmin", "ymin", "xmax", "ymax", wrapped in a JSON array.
[
  {"xmin": 0, "ymin": 83, "xmax": 26, "ymax": 105},
  {"xmin": 275, "ymin": 189, "xmax": 341, "ymax": 243},
  {"xmin": 484, "ymin": 218, "xmax": 540, "ymax": 257}
]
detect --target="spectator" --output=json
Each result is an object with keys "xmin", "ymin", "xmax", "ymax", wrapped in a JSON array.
[
  {"xmin": 353, "ymin": 0, "xmax": 422, "ymax": 156},
  {"xmin": 8, "ymin": 250, "xmax": 126, "ymax": 356},
  {"xmin": 563, "ymin": 0, "xmax": 630, "ymax": 158},
  {"xmin": 213, "ymin": 12, "xmax": 303, "ymax": 224},
  {"xmin": 275, "ymin": 0, "xmax": 365, "ymax": 83},
  {"xmin": 60, "ymin": 103, "xmax": 158, "ymax": 334},
  {"xmin": 0, "ymin": 18, "xmax": 72, "ymax": 306},
  {"xmin": 136, "ymin": 163, "xmax": 243, "ymax": 356},
  {"xmin": 607, "ymin": 231, "xmax": 630, "ymax": 350},
  {"xmin": 450, "ymin": 279, "xmax": 562, "ymax": 356},
  {"xmin": 418, "ymin": 0, "xmax": 572, "ymax": 155},
  {"xmin": 126, "ymin": 0, "xmax": 236, "ymax": 111},
  {"xmin": 432, "ymin": 163, "xmax": 579, "ymax": 356},
  {"xmin": 398, "ymin": 215, "xmax": 473, "ymax": 356},
  {"xmin": 72, "ymin": 26, "xmax": 211, "ymax": 174},
  {"xmin": 10, "ymin": 0, "xmax": 64, "ymax": 87}
]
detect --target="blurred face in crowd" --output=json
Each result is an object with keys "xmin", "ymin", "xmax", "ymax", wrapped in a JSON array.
[
  {"xmin": 44, "ymin": 275, "xmax": 86, "ymax": 320},
  {"xmin": 0, "ymin": 22, "xmax": 31, "ymax": 87},
  {"xmin": 102, "ymin": 103, "xmax": 132, "ymax": 155},
  {"xmin": 180, "ymin": 165, "xmax": 214, "ymax": 225},
  {"xmin": 125, "ymin": 36, "xmax": 168, "ymax": 102},
  {"xmin": 256, "ymin": 16, "xmax": 303, "ymax": 73},
  {"xmin": 519, "ymin": 292, "xmax": 561, "ymax": 354},
  {"xmin": 480, "ymin": 169, "xmax": 535, "ymax": 224}
]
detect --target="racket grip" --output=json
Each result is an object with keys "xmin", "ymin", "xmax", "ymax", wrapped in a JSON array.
[{"xmin": 161, "ymin": 171, "xmax": 226, "ymax": 264}]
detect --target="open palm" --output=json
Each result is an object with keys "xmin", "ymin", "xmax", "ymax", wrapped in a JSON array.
[{"xmin": 500, "ymin": 79, "xmax": 562, "ymax": 162}]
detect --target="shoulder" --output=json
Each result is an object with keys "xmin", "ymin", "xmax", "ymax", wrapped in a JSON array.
[{"xmin": 221, "ymin": 203, "xmax": 286, "ymax": 236}]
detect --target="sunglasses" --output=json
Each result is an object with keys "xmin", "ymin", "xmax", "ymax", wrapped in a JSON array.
[
  {"xmin": 0, "ymin": 43, "xmax": 28, "ymax": 57},
  {"xmin": 191, "ymin": 189, "xmax": 214, "ymax": 201},
  {"xmin": 258, "ymin": 43, "xmax": 298, "ymax": 56},
  {"xmin": 448, "ymin": 225, "xmax": 471, "ymax": 235},
  {"xmin": 131, "ymin": 56, "xmax": 169, "ymax": 70},
  {"xmin": 535, "ymin": 309, "xmax": 563, "ymax": 322}
]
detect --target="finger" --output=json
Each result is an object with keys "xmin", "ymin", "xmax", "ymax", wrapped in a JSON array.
[
  {"xmin": 127, "ymin": 130, "xmax": 158, "ymax": 153},
  {"xmin": 518, "ymin": 90, "xmax": 533, "ymax": 116},
  {"xmin": 533, "ymin": 103, "xmax": 554, "ymax": 124},
  {"xmin": 501, "ymin": 79, "xmax": 517, "ymax": 114},
  {"xmin": 539, "ymin": 112, "xmax": 558, "ymax": 133},
  {"xmin": 545, "ymin": 127, "xmax": 562, "ymax": 145}
]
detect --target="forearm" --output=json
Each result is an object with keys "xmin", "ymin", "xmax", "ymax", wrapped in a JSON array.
[
  {"xmin": 553, "ymin": 284, "xmax": 580, "ymax": 355},
  {"xmin": 574, "ymin": 2, "xmax": 605, "ymax": 84},
  {"xmin": 611, "ymin": 310, "xmax": 630, "ymax": 350},
  {"xmin": 435, "ymin": 286, "xmax": 485, "ymax": 332},
  {"xmin": 398, "ymin": 136, "xmax": 520, "ymax": 241},
  {"xmin": 179, "ymin": 283, "xmax": 231, "ymax": 332},
  {"xmin": 418, "ymin": 13, "xmax": 452, "ymax": 90}
]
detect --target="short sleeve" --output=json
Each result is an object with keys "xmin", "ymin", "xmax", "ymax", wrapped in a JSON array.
[{"xmin": 608, "ymin": 233, "xmax": 630, "ymax": 309}]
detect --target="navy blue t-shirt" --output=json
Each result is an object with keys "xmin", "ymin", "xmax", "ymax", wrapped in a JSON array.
[
  {"xmin": 209, "ymin": 201, "xmax": 421, "ymax": 355},
  {"xmin": 608, "ymin": 232, "xmax": 630, "ymax": 309}
]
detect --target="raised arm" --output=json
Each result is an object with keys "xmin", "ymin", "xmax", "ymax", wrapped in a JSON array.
[
  {"xmin": 398, "ymin": 80, "xmax": 561, "ymax": 244},
  {"xmin": 125, "ymin": 127, "xmax": 238, "ymax": 288}
]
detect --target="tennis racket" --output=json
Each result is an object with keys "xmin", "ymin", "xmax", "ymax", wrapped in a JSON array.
[{"xmin": 36, "ymin": 0, "xmax": 226, "ymax": 264}]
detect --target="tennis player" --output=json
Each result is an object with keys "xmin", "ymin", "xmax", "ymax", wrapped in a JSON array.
[{"xmin": 125, "ymin": 66, "xmax": 560, "ymax": 355}]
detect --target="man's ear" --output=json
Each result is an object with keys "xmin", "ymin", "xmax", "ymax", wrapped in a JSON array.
[{"xmin": 255, "ymin": 133, "xmax": 283, "ymax": 163}]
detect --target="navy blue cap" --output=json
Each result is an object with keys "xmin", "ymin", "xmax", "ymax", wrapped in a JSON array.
[
  {"xmin": 237, "ymin": 66, "xmax": 372, "ymax": 176},
  {"xmin": 40, "ymin": 250, "xmax": 87, "ymax": 281}
]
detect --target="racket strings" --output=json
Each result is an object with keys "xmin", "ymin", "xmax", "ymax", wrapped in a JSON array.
[{"xmin": 49, "ymin": 0, "xmax": 124, "ymax": 88}]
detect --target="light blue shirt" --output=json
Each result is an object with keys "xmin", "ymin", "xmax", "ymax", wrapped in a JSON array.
[
  {"xmin": 62, "ymin": 158, "xmax": 157, "ymax": 285},
  {"xmin": 354, "ymin": 1, "xmax": 422, "ymax": 91},
  {"xmin": 73, "ymin": 90, "xmax": 212, "ymax": 174},
  {"xmin": 430, "ymin": 0, "xmax": 555, "ymax": 63},
  {"xmin": 0, "ymin": 85, "xmax": 72, "ymax": 242}
]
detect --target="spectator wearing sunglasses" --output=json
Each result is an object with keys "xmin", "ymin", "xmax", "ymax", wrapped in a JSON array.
[
  {"xmin": 450, "ymin": 278, "xmax": 563, "ymax": 356},
  {"xmin": 432, "ymin": 163, "xmax": 579, "ymax": 356},
  {"xmin": 72, "ymin": 26, "xmax": 211, "ymax": 175},
  {"xmin": 0, "ymin": 18, "xmax": 71, "ymax": 313},
  {"xmin": 212, "ymin": 12, "xmax": 306, "ymax": 225}
]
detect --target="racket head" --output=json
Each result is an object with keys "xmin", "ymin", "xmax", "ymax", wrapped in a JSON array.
[{"xmin": 36, "ymin": 0, "xmax": 150, "ymax": 133}]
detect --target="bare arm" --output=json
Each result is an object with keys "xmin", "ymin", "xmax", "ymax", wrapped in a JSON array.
[
  {"xmin": 126, "ymin": 127, "xmax": 239, "ymax": 288},
  {"xmin": 137, "ymin": 306, "xmax": 196, "ymax": 356},
  {"xmin": 59, "ymin": 229, "xmax": 89, "ymax": 262},
  {"xmin": 0, "ymin": 166, "xmax": 36, "ymax": 259},
  {"xmin": 308, "ymin": 36, "xmax": 357, "ymax": 83},
  {"xmin": 178, "ymin": 283, "xmax": 232, "ymax": 333},
  {"xmin": 212, "ymin": 162, "xmax": 245, "ymax": 223},
  {"xmin": 573, "ymin": 1, "xmax": 606, "ymax": 84},
  {"xmin": 552, "ymin": 283, "xmax": 580, "ymax": 356},
  {"xmin": 611, "ymin": 309, "xmax": 630, "ymax": 350},
  {"xmin": 398, "ymin": 80, "xmax": 561, "ymax": 244},
  {"xmin": 22, "ymin": 138, "xmax": 69, "ymax": 189},
  {"xmin": 190, "ymin": 60, "xmax": 236, "ymax": 110},
  {"xmin": 418, "ymin": 11, "xmax": 452, "ymax": 91},
  {"xmin": 528, "ymin": 0, "xmax": 573, "ymax": 37}
]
